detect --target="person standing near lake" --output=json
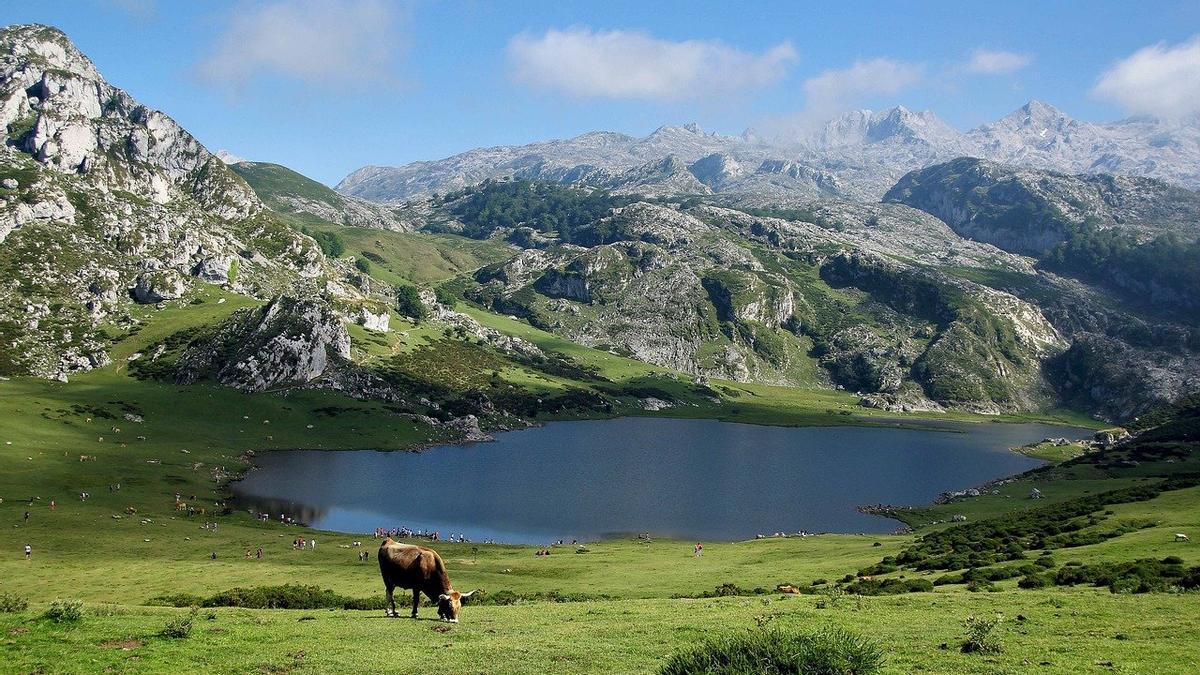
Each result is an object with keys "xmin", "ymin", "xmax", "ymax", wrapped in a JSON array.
[{"xmin": 694, "ymin": 542, "xmax": 703, "ymax": 558}]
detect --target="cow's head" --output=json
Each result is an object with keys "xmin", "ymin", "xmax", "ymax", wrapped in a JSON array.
[{"xmin": 436, "ymin": 589, "xmax": 477, "ymax": 622}]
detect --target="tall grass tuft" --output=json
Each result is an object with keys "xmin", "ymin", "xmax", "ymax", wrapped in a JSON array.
[{"xmin": 660, "ymin": 627, "xmax": 883, "ymax": 674}]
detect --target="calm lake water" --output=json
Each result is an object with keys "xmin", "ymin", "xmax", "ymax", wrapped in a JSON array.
[{"xmin": 230, "ymin": 417, "xmax": 1083, "ymax": 543}]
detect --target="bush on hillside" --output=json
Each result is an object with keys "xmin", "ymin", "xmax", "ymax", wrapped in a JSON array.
[
  {"xmin": 160, "ymin": 609, "xmax": 197, "ymax": 638},
  {"xmin": 659, "ymin": 627, "xmax": 883, "ymax": 675},
  {"xmin": 961, "ymin": 614, "xmax": 1003, "ymax": 654},
  {"xmin": 842, "ymin": 577, "xmax": 932, "ymax": 595},
  {"xmin": 43, "ymin": 599, "xmax": 84, "ymax": 623},
  {"xmin": 301, "ymin": 227, "xmax": 344, "ymax": 258},
  {"xmin": 0, "ymin": 592, "xmax": 29, "ymax": 613}
]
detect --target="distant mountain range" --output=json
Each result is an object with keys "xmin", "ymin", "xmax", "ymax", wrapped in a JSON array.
[{"xmin": 336, "ymin": 102, "xmax": 1200, "ymax": 203}]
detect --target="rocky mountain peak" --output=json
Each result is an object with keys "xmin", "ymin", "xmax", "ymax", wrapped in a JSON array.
[
  {"xmin": 0, "ymin": 23, "xmax": 259, "ymax": 219},
  {"xmin": 0, "ymin": 24, "xmax": 101, "ymax": 81},
  {"xmin": 993, "ymin": 99, "xmax": 1077, "ymax": 134},
  {"xmin": 215, "ymin": 149, "xmax": 248, "ymax": 165},
  {"xmin": 649, "ymin": 122, "xmax": 708, "ymax": 138},
  {"xmin": 808, "ymin": 106, "xmax": 960, "ymax": 149}
]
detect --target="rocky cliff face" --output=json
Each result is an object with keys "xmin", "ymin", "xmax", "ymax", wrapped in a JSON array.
[
  {"xmin": 175, "ymin": 296, "xmax": 351, "ymax": 392},
  {"xmin": 883, "ymin": 157, "xmax": 1200, "ymax": 255},
  {"xmin": 0, "ymin": 25, "xmax": 344, "ymax": 380}
]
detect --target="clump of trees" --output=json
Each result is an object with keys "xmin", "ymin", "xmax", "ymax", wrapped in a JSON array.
[
  {"xmin": 300, "ymin": 226, "xmax": 345, "ymax": 258},
  {"xmin": 1041, "ymin": 221, "xmax": 1200, "ymax": 315},
  {"xmin": 442, "ymin": 179, "xmax": 635, "ymax": 242}
]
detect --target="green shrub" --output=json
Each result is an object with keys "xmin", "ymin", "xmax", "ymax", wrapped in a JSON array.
[
  {"xmin": 395, "ymin": 285, "xmax": 429, "ymax": 321},
  {"xmin": 302, "ymin": 227, "xmax": 345, "ymax": 257},
  {"xmin": 660, "ymin": 627, "xmax": 883, "ymax": 675},
  {"xmin": 0, "ymin": 592, "xmax": 29, "ymax": 613},
  {"xmin": 44, "ymin": 599, "xmax": 84, "ymax": 623},
  {"xmin": 1018, "ymin": 574, "xmax": 1053, "ymax": 589},
  {"xmin": 354, "ymin": 258, "xmax": 371, "ymax": 274},
  {"xmin": 843, "ymin": 577, "xmax": 932, "ymax": 596},
  {"xmin": 433, "ymin": 284, "xmax": 459, "ymax": 307},
  {"xmin": 160, "ymin": 609, "xmax": 197, "ymax": 638},
  {"xmin": 961, "ymin": 614, "xmax": 1003, "ymax": 654},
  {"xmin": 203, "ymin": 585, "xmax": 353, "ymax": 610}
]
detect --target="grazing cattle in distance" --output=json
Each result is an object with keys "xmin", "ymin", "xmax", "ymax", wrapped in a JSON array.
[
  {"xmin": 378, "ymin": 538, "xmax": 477, "ymax": 622},
  {"xmin": 1176, "ymin": 533, "xmax": 1190, "ymax": 542}
]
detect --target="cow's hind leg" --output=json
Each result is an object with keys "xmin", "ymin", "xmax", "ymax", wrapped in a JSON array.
[
  {"xmin": 411, "ymin": 589, "xmax": 420, "ymax": 618},
  {"xmin": 385, "ymin": 584, "xmax": 396, "ymax": 617}
]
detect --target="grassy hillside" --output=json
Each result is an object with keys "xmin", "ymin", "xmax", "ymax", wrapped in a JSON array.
[
  {"xmin": 230, "ymin": 162, "xmax": 346, "ymax": 212},
  {"xmin": 310, "ymin": 225, "xmax": 516, "ymax": 286},
  {"xmin": 1, "ymin": 281, "xmax": 1197, "ymax": 672}
]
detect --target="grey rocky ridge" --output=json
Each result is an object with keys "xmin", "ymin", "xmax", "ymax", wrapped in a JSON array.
[
  {"xmin": 2, "ymin": 23, "xmax": 1198, "ymax": 426},
  {"xmin": 337, "ymin": 102, "xmax": 1200, "ymax": 203}
]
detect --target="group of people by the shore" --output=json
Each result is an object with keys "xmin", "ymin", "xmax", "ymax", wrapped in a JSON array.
[
  {"xmin": 371, "ymin": 527, "xmax": 479, "ymax": 543},
  {"xmin": 755, "ymin": 530, "xmax": 816, "ymax": 539}
]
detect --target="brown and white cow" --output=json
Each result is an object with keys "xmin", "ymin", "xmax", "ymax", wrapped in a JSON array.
[{"xmin": 378, "ymin": 538, "xmax": 478, "ymax": 622}]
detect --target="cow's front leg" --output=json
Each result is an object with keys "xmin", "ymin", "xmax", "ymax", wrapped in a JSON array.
[
  {"xmin": 385, "ymin": 585, "xmax": 396, "ymax": 617},
  {"xmin": 411, "ymin": 589, "xmax": 421, "ymax": 618}
]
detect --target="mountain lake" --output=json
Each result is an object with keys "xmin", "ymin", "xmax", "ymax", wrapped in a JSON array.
[{"xmin": 230, "ymin": 417, "xmax": 1085, "ymax": 543}]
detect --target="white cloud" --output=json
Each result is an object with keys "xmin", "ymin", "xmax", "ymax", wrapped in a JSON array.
[
  {"xmin": 507, "ymin": 27, "xmax": 796, "ymax": 101},
  {"xmin": 965, "ymin": 49, "xmax": 1032, "ymax": 75},
  {"xmin": 802, "ymin": 58, "xmax": 924, "ymax": 119},
  {"xmin": 758, "ymin": 58, "xmax": 924, "ymax": 140},
  {"xmin": 196, "ymin": 0, "xmax": 401, "ymax": 94},
  {"xmin": 1093, "ymin": 36, "xmax": 1200, "ymax": 119}
]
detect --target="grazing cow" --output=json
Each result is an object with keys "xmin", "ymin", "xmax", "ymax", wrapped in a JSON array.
[
  {"xmin": 1176, "ymin": 533, "xmax": 1190, "ymax": 542},
  {"xmin": 378, "ymin": 538, "xmax": 477, "ymax": 622}
]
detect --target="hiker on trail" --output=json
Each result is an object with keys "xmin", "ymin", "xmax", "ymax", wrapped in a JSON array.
[
  {"xmin": 210, "ymin": 551, "xmax": 217, "ymax": 560},
  {"xmin": 49, "ymin": 500, "xmax": 55, "ymax": 511},
  {"xmin": 24, "ymin": 544, "xmax": 31, "ymax": 559},
  {"xmin": 23, "ymin": 511, "xmax": 29, "ymax": 522},
  {"xmin": 256, "ymin": 548, "xmax": 263, "ymax": 559},
  {"xmin": 310, "ymin": 538, "xmax": 316, "ymax": 550},
  {"xmin": 694, "ymin": 542, "xmax": 703, "ymax": 558}
]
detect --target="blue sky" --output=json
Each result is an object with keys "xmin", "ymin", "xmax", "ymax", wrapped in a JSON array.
[{"xmin": 4, "ymin": 1, "xmax": 1198, "ymax": 185}]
